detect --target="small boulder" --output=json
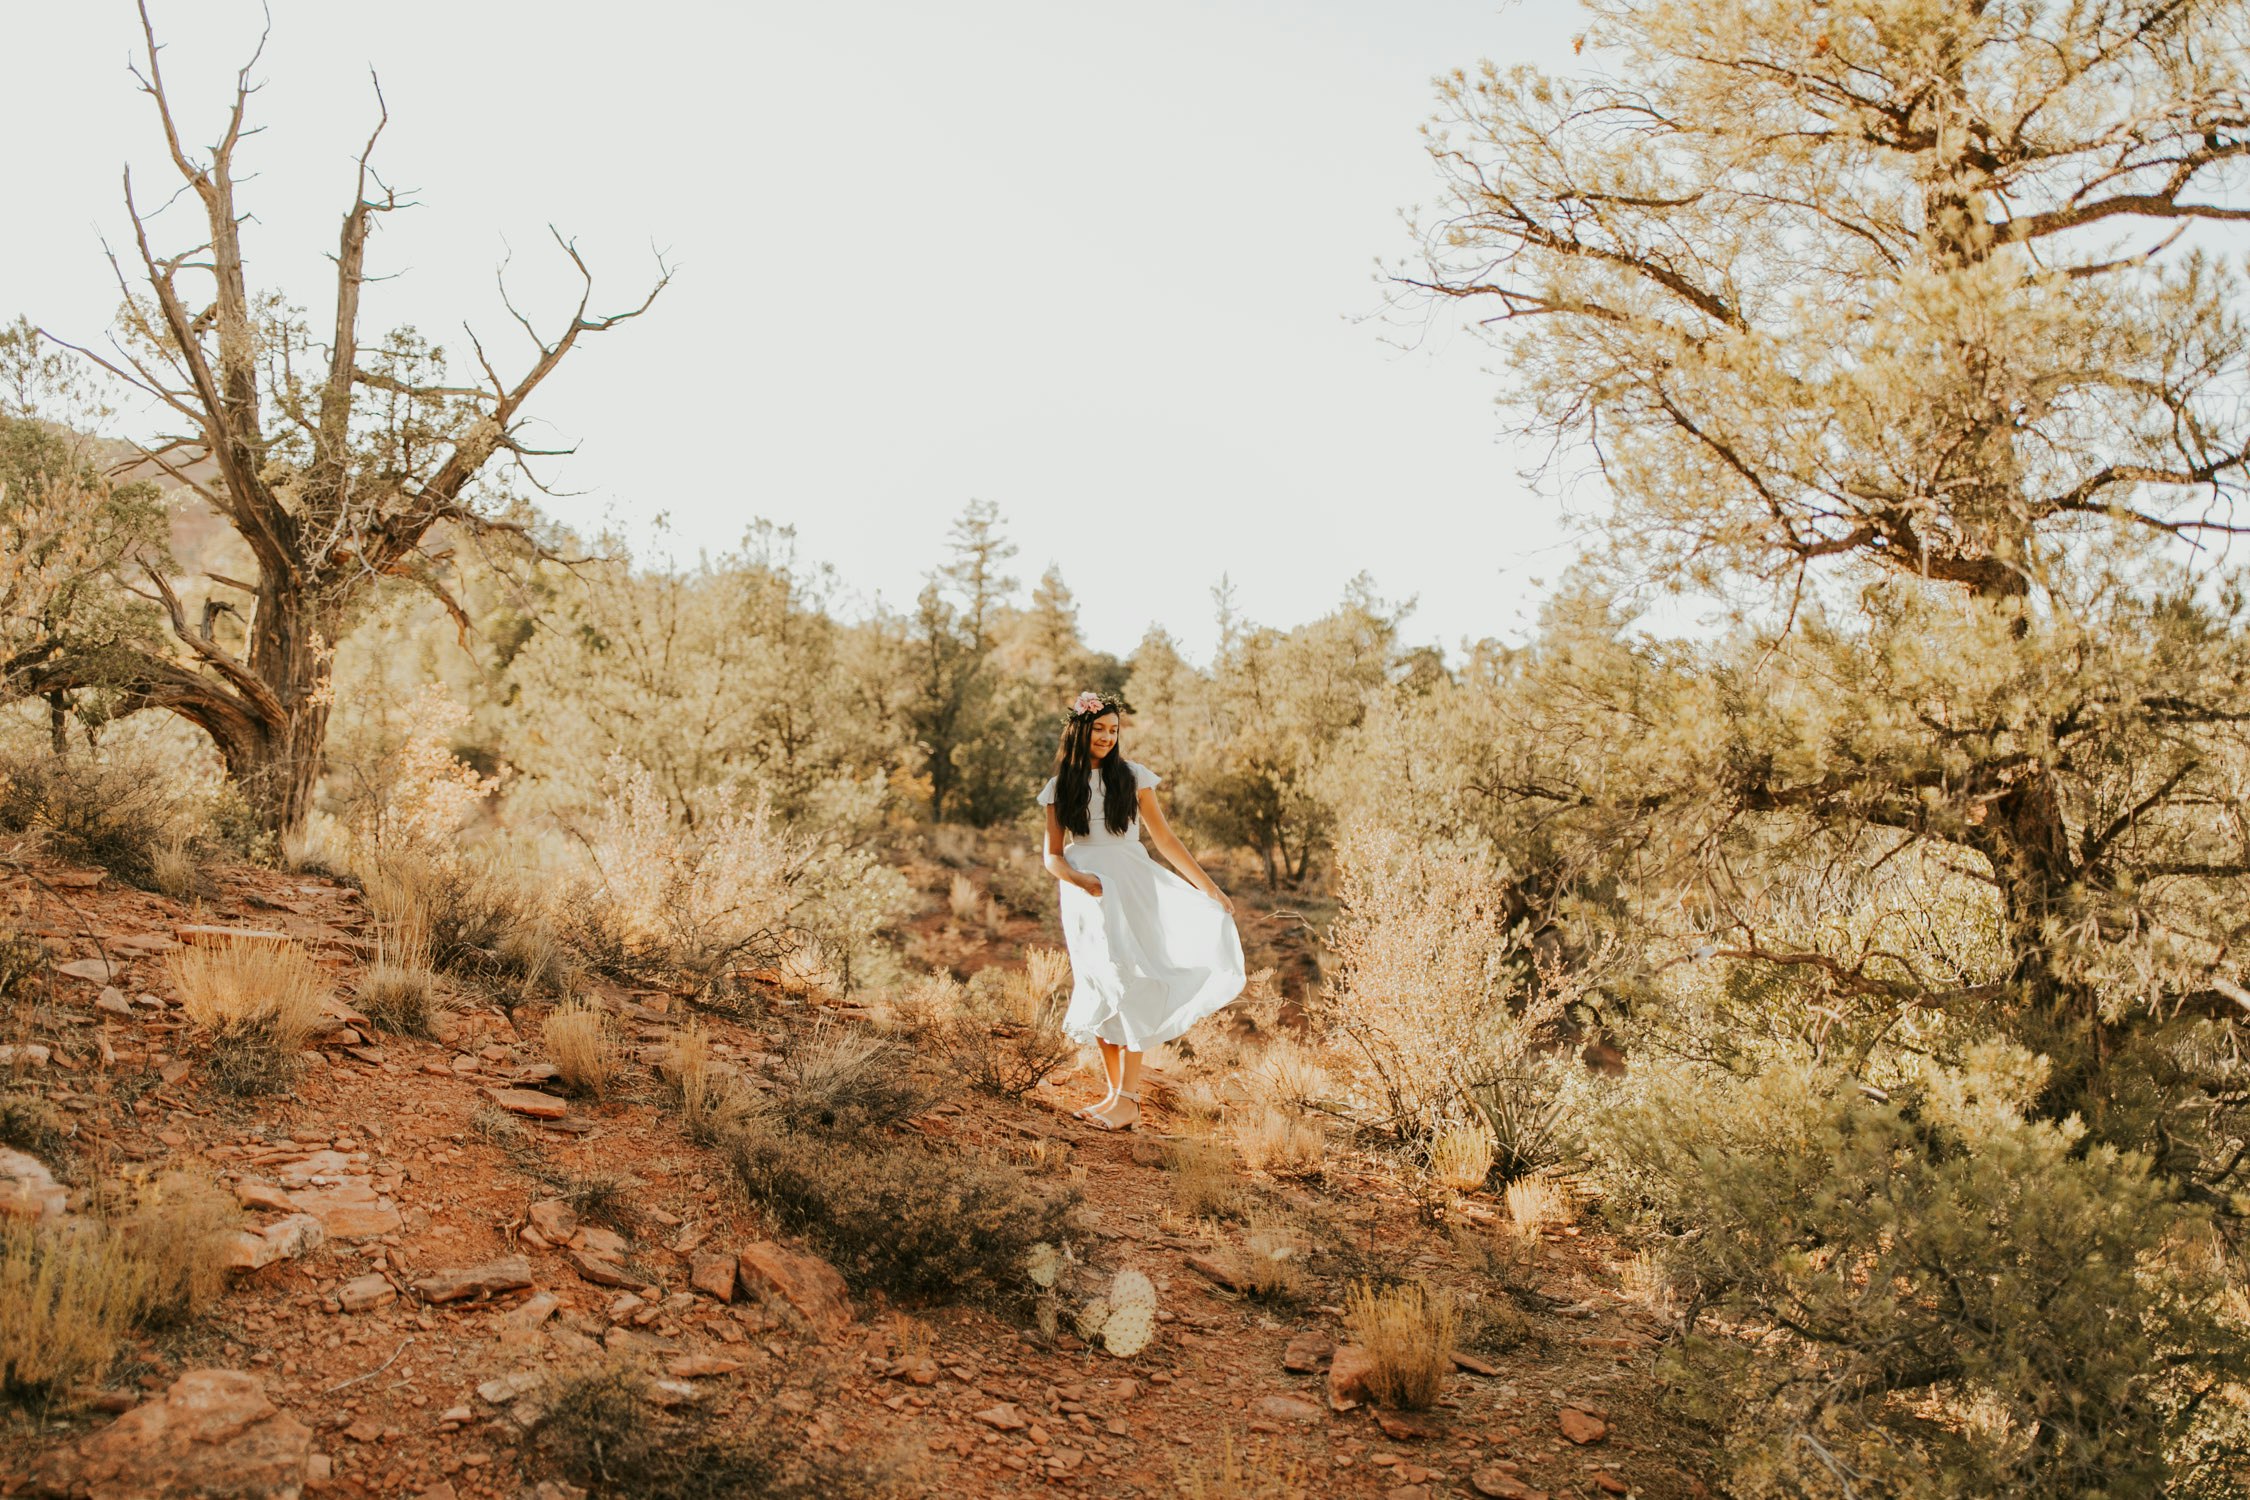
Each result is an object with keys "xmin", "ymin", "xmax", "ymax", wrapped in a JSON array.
[
  {"xmin": 336, "ymin": 1273, "xmax": 396, "ymax": 1313},
  {"xmin": 1254, "ymin": 1394, "xmax": 1323, "ymax": 1424},
  {"xmin": 1282, "ymin": 1330, "xmax": 1333, "ymax": 1373},
  {"xmin": 413, "ymin": 1256, "xmax": 534, "ymax": 1304},
  {"xmin": 30, "ymin": 1368, "xmax": 312, "ymax": 1500},
  {"xmin": 527, "ymin": 1199, "xmax": 578, "ymax": 1241},
  {"xmin": 689, "ymin": 1252, "xmax": 738, "ymax": 1303},
  {"xmin": 1327, "ymin": 1344, "xmax": 1376, "ymax": 1410},
  {"xmin": 737, "ymin": 1242, "xmax": 853, "ymax": 1339},
  {"xmin": 482, "ymin": 1087, "xmax": 567, "ymax": 1120},
  {"xmin": 974, "ymin": 1402, "xmax": 1029, "ymax": 1432},
  {"xmin": 1558, "ymin": 1407, "xmax": 1608, "ymax": 1444},
  {"xmin": 564, "ymin": 1248, "xmax": 648, "ymax": 1289},
  {"xmin": 226, "ymin": 1213, "xmax": 325, "ymax": 1272},
  {"xmin": 0, "ymin": 1147, "xmax": 68, "ymax": 1222}
]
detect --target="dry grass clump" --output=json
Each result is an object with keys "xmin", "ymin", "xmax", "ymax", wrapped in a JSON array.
[
  {"xmin": 1246, "ymin": 1035, "xmax": 1336, "ymax": 1114},
  {"xmin": 1233, "ymin": 1106, "xmax": 1325, "ymax": 1179},
  {"xmin": 1166, "ymin": 1135, "xmax": 1243, "ymax": 1221},
  {"xmin": 1344, "ymin": 1279, "xmax": 1458, "ymax": 1410},
  {"xmin": 0, "ymin": 1219, "xmax": 149, "ymax": 1399},
  {"xmin": 543, "ymin": 998, "xmax": 623, "ymax": 1099},
  {"xmin": 1023, "ymin": 945, "xmax": 1072, "ymax": 1001},
  {"xmin": 948, "ymin": 873, "xmax": 980, "ymax": 923},
  {"xmin": 727, "ymin": 1123, "xmax": 1075, "ymax": 1305},
  {"xmin": 1426, "ymin": 1122, "xmax": 1496, "ymax": 1191},
  {"xmin": 1239, "ymin": 1210, "xmax": 1307, "ymax": 1306},
  {"xmin": 368, "ymin": 853, "xmax": 573, "ymax": 995},
  {"xmin": 106, "ymin": 1166, "xmax": 240, "ymax": 1324},
  {"xmin": 1174, "ymin": 1430, "xmax": 1315, "ymax": 1499},
  {"xmin": 149, "ymin": 836, "xmax": 201, "ymax": 900},
  {"xmin": 522, "ymin": 1362, "xmax": 898, "ymax": 1500},
  {"xmin": 0, "ymin": 1165, "xmax": 238, "ymax": 1401},
  {"xmin": 913, "ymin": 967, "xmax": 1073, "ymax": 1099},
  {"xmin": 166, "ymin": 937, "xmax": 328, "ymax": 1096},
  {"xmin": 1504, "ymin": 1173, "xmax": 1571, "ymax": 1235},
  {"xmin": 357, "ymin": 962, "xmax": 441, "ymax": 1037},
  {"xmin": 666, "ymin": 1023, "xmax": 754, "ymax": 1145}
]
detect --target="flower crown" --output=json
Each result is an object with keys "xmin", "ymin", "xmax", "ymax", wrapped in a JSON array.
[{"xmin": 1066, "ymin": 690, "xmax": 1131, "ymax": 721}]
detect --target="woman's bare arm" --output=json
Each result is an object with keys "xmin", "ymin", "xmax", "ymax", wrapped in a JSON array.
[
  {"xmin": 1139, "ymin": 789, "xmax": 1233, "ymax": 915},
  {"xmin": 1044, "ymin": 803, "xmax": 1101, "ymax": 896}
]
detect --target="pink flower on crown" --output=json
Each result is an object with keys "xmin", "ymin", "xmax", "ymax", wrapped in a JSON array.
[{"xmin": 1070, "ymin": 691, "xmax": 1107, "ymax": 716}]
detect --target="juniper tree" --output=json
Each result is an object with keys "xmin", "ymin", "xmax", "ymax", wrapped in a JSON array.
[
  {"xmin": 7, "ymin": 5, "xmax": 665, "ymax": 837},
  {"xmin": 1398, "ymin": 1, "xmax": 2250, "ymax": 1489}
]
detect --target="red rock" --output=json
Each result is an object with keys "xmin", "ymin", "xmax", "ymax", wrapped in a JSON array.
[
  {"xmin": 483, "ymin": 1087, "xmax": 567, "ymax": 1120},
  {"xmin": 1452, "ymin": 1349, "xmax": 1501, "ymax": 1376},
  {"xmin": 1254, "ymin": 1394, "xmax": 1323, "ymax": 1424},
  {"xmin": 572, "ymin": 1225, "xmax": 628, "ymax": 1257},
  {"xmin": 413, "ymin": 1257, "xmax": 534, "ymax": 1304},
  {"xmin": 889, "ymin": 1355, "xmax": 939, "ymax": 1385},
  {"xmin": 1593, "ymin": 1474, "xmax": 1629, "ymax": 1495},
  {"xmin": 504, "ymin": 1292, "xmax": 562, "ymax": 1332},
  {"xmin": 689, "ymin": 1252, "xmax": 738, "ymax": 1302},
  {"xmin": 1328, "ymin": 1344, "xmax": 1376, "ymax": 1410},
  {"xmin": 737, "ymin": 1242, "xmax": 853, "ymax": 1339},
  {"xmin": 527, "ymin": 1199, "xmax": 578, "ymax": 1240},
  {"xmin": 665, "ymin": 1354, "xmax": 745, "ymax": 1379},
  {"xmin": 226, "ymin": 1213, "xmax": 325, "ymax": 1271},
  {"xmin": 30, "ymin": 1369, "xmax": 312, "ymax": 1500},
  {"xmin": 564, "ymin": 1248, "xmax": 648, "ymax": 1289},
  {"xmin": 57, "ymin": 958, "xmax": 123, "ymax": 983},
  {"xmin": 287, "ymin": 1182, "xmax": 401, "ymax": 1239},
  {"xmin": 1558, "ymin": 1407, "xmax": 1608, "ymax": 1444},
  {"xmin": 1282, "ymin": 1331, "xmax": 1333, "ymax": 1373},
  {"xmin": 1470, "ymin": 1470, "xmax": 1536, "ymax": 1500},
  {"xmin": 173, "ymin": 925, "xmax": 291, "ymax": 948},
  {"xmin": 0, "ymin": 1147, "xmax": 68, "ymax": 1222},
  {"xmin": 1184, "ymin": 1253, "xmax": 1242, "ymax": 1291},
  {"xmin": 337, "ymin": 1273, "xmax": 396, "ymax": 1312},
  {"xmin": 0, "ymin": 1043, "xmax": 51, "ymax": 1069},
  {"xmin": 1375, "ymin": 1408, "xmax": 1443, "ymax": 1441},
  {"xmin": 974, "ymin": 1403, "xmax": 1029, "ymax": 1431},
  {"xmin": 232, "ymin": 1182, "xmax": 295, "ymax": 1213}
]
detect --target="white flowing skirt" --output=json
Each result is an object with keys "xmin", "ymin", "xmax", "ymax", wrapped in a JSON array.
[{"xmin": 1057, "ymin": 841, "xmax": 1245, "ymax": 1050}]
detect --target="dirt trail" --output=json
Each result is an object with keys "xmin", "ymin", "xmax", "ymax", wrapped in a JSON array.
[{"xmin": 0, "ymin": 853, "xmax": 1717, "ymax": 1500}]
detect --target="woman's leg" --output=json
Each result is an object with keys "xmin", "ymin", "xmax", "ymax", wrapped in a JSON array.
[{"xmin": 1075, "ymin": 1039, "xmax": 1123, "ymax": 1118}]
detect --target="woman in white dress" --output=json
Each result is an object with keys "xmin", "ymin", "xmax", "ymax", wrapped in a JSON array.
[{"xmin": 1040, "ymin": 691, "xmax": 1244, "ymax": 1131}]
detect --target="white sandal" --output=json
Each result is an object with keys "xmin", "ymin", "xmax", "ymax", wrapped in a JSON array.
[{"xmin": 1085, "ymin": 1090, "xmax": 1141, "ymax": 1132}]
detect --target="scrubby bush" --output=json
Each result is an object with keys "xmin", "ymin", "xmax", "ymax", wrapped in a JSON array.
[
  {"xmin": 356, "ymin": 962, "xmax": 441, "ymax": 1038},
  {"xmin": 522, "ymin": 1362, "xmax": 897, "ymax": 1500},
  {"xmin": 1590, "ymin": 1042, "xmax": 2250, "ymax": 1498},
  {"xmin": 0, "ymin": 749, "xmax": 206, "ymax": 890},
  {"xmin": 0, "ymin": 1093, "xmax": 65, "ymax": 1158},
  {"xmin": 1324, "ymin": 824, "xmax": 1568, "ymax": 1144},
  {"xmin": 923, "ymin": 967, "xmax": 1073, "ymax": 1099},
  {"xmin": 664, "ymin": 1023, "xmax": 755, "ymax": 1146},
  {"xmin": 0, "ymin": 1165, "xmax": 238, "ymax": 1401},
  {"xmin": 726, "ymin": 1123, "xmax": 1074, "ymax": 1305},
  {"xmin": 165, "ymin": 937, "xmax": 328, "ymax": 1096},
  {"xmin": 762, "ymin": 1023, "xmax": 935, "ymax": 1136}
]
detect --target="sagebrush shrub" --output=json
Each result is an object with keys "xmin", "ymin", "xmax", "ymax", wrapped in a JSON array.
[
  {"xmin": 522, "ymin": 1362, "xmax": 896, "ymax": 1500},
  {"xmin": 763, "ymin": 1023, "xmax": 936, "ymax": 1135},
  {"xmin": 0, "ymin": 749, "xmax": 205, "ymax": 890},
  {"xmin": 0, "ymin": 1219, "xmax": 149, "ymax": 1398},
  {"xmin": 727, "ymin": 1123, "xmax": 1075, "ymax": 1305}
]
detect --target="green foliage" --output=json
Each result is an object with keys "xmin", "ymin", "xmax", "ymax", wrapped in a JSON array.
[{"xmin": 1592, "ymin": 1042, "xmax": 2250, "ymax": 1498}]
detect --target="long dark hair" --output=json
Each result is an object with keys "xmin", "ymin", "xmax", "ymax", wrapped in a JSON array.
[{"xmin": 1053, "ymin": 708, "xmax": 1136, "ymax": 836}]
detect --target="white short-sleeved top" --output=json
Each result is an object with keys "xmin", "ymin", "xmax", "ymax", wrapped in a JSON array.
[{"xmin": 1039, "ymin": 760, "xmax": 1160, "ymax": 845}]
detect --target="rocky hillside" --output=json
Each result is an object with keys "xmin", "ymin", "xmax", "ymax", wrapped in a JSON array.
[{"xmin": 0, "ymin": 850, "xmax": 1717, "ymax": 1500}]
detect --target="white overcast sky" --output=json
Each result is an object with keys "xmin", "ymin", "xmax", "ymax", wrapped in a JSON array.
[{"xmin": 4, "ymin": 1, "xmax": 1593, "ymax": 662}]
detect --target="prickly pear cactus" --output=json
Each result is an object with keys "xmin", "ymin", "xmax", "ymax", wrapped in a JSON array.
[
  {"xmin": 1074, "ymin": 1296, "xmax": 1111, "ymax": 1342},
  {"xmin": 1026, "ymin": 1241, "xmax": 1063, "ymax": 1289},
  {"xmin": 1100, "ymin": 1268, "xmax": 1159, "ymax": 1357}
]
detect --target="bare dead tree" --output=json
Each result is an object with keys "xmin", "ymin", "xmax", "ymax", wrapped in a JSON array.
[{"xmin": 20, "ymin": 2, "xmax": 667, "ymax": 837}]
